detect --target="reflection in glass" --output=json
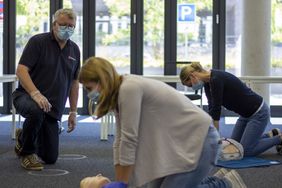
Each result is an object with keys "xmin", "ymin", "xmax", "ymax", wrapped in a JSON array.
[
  {"xmin": 177, "ymin": 0, "xmax": 212, "ymax": 69},
  {"xmin": 95, "ymin": 0, "xmax": 131, "ymax": 74},
  {"xmin": 225, "ymin": 0, "xmax": 242, "ymax": 76},
  {"xmin": 143, "ymin": 0, "xmax": 165, "ymax": 75},
  {"xmin": 16, "ymin": 0, "xmax": 49, "ymax": 65}
]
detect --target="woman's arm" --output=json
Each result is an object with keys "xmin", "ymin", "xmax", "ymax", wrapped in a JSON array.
[
  {"xmin": 115, "ymin": 164, "xmax": 134, "ymax": 183},
  {"xmin": 114, "ymin": 80, "xmax": 143, "ymax": 183},
  {"xmin": 213, "ymin": 120, "xmax": 219, "ymax": 130},
  {"xmin": 209, "ymin": 77, "xmax": 224, "ymax": 121}
]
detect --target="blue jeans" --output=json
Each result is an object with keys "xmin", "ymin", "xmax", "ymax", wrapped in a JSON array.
[
  {"xmin": 141, "ymin": 126, "xmax": 230, "ymax": 188},
  {"xmin": 231, "ymin": 102, "xmax": 281, "ymax": 156},
  {"xmin": 12, "ymin": 90, "xmax": 59, "ymax": 164}
]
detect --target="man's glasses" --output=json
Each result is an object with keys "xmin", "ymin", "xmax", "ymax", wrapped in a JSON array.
[{"xmin": 57, "ymin": 22, "xmax": 75, "ymax": 30}]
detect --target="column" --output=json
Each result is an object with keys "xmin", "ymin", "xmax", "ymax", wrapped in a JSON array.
[{"xmin": 241, "ymin": 0, "xmax": 271, "ymax": 104}]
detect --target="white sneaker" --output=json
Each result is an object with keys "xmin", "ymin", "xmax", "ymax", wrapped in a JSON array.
[
  {"xmin": 214, "ymin": 168, "xmax": 229, "ymax": 178},
  {"xmin": 224, "ymin": 170, "xmax": 247, "ymax": 188}
]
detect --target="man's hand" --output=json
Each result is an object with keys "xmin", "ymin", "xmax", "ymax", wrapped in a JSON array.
[
  {"xmin": 30, "ymin": 90, "xmax": 52, "ymax": 112},
  {"xmin": 67, "ymin": 112, "xmax": 77, "ymax": 133}
]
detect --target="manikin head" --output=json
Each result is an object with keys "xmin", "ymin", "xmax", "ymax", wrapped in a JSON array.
[{"xmin": 80, "ymin": 174, "xmax": 110, "ymax": 188}]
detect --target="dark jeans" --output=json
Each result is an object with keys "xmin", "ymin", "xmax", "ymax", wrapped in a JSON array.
[
  {"xmin": 12, "ymin": 90, "xmax": 59, "ymax": 164},
  {"xmin": 231, "ymin": 102, "xmax": 281, "ymax": 156}
]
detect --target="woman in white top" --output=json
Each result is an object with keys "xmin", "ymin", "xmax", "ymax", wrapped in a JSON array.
[{"xmin": 78, "ymin": 57, "xmax": 246, "ymax": 188}]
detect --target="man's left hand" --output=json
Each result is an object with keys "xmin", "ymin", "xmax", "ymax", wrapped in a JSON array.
[{"xmin": 67, "ymin": 112, "xmax": 77, "ymax": 133}]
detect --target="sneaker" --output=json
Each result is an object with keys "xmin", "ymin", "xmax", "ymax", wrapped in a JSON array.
[
  {"xmin": 214, "ymin": 168, "xmax": 229, "ymax": 178},
  {"xmin": 224, "ymin": 170, "xmax": 247, "ymax": 188},
  {"xmin": 14, "ymin": 128, "xmax": 23, "ymax": 157},
  {"xmin": 276, "ymin": 142, "xmax": 282, "ymax": 155},
  {"xmin": 267, "ymin": 128, "xmax": 281, "ymax": 137},
  {"xmin": 21, "ymin": 154, "xmax": 44, "ymax": 171},
  {"xmin": 275, "ymin": 133, "xmax": 282, "ymax": 155}
]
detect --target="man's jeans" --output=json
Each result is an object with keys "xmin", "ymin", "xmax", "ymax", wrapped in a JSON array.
[{"xmin": 12, "ymin": 90, "xmax": 59, "ymax": 164}]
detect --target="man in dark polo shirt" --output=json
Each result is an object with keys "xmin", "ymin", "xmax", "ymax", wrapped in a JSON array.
[{"xmin": 12, "ymin": 8, "xmax": 80, "ymax": 170}]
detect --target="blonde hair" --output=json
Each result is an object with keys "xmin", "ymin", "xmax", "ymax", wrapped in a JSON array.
[
  {"xmin": 78, "ymin": 57, "xmax": 122, "ymax": 118},
  {"xmin": 52, "ymin": 8, "xmax": 77, "ymax": 23},
  {"xmin": 179, "ymin": 62, "xmax": 205, "ymax": 84}
]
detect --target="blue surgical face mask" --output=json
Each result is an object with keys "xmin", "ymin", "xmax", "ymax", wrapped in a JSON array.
[
  {"xmin": 57, "ymin": 26, "xmax": 74, "ymax": 41},
  {"xmin": 87, "ymin": 89, "xmax": 100, "ymax": 103},
  {"xmin": 192, "ymin": 80, "xmax": 204, "ymax": 91}
]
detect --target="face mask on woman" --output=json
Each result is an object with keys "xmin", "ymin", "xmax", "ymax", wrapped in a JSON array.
[
  {"xmin": 87, "ymin": 89, "xmax": 100, "ymax": 103},
  {"xmin": 57, "ymin": 26, "xmax": 74, "ymax": 41},
  {"xmin": 192, "ymin": 80, "xmax": 204, "ymax": 91}
]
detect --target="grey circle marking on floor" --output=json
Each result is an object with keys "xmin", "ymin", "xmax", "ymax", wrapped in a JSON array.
[
  {"xmin": 28, "ymin": 169, "xmax": 69, "ymax": 176},
  {"xmin": 58, "ymin": 154, "xmax": 87, "ymax": 160}
]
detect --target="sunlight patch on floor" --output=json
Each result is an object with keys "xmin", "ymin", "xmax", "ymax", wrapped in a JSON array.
[{"xmin": 224, "ymin": 117, "xmax": 282, "ymax": 125}]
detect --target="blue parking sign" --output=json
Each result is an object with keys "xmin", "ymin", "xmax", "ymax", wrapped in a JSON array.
[
  {"xmin": 0, "ymin": 1, "xmax": 3, "ymax": 20},
  {"xmin": 178, "ymin": 4, "xmax": 196, "ymax": 22}
]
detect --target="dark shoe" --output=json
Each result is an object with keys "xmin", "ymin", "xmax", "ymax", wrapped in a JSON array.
[
  {"xmin": 21, "ymin": 154, "xmax": 44, "ymax": 171},
  {"xmin": 267, "ymin": 128, "xmax": 280, "ymax": 137},
  {"xmin": 14, "ymin": 128, "xmax": 23, "ymax": 157},
  {"xmin": 276, "ymin": 144, "xmax": 282, "ymax": 155},
  {"xmin": 276, "ymin": 134, "xmax": 282, "ymax": 155},
  {"xmin": 224, "ymin": 170, "xmax": 247, "ymax": 188}
]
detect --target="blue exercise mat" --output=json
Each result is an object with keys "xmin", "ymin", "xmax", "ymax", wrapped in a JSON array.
[{"xmin": 216, "ymin": 157, "xmax": 281, "ymax": 169}]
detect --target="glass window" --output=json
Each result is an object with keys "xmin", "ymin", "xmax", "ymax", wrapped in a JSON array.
[
  {"xmin": 0, "ymin": 0, "xmax": 3, "ymax": 106},
  {"xmin": 16, "ymin": 0, "xmax": 49, "ymax": 65},
  {"xmin": 96, "ymin": 0, "xmax": 131, "ymax": 74},
  {"xmin": 176, "ymin": 0, "xmax": 212, "ymax": 105},
  {"xmin": 64, "ymin": 0, "xmax": 83, "ymax": 108},
  {"xmin": 225, "ymin": 0, "xmax": 242, "ymax": 76},
  {"xmin": 271, "ymin": 0, "xmax": 282, "ymax": 105},
  {"xmin": 143, "ymin": 0, "xmax": 165, "ymax": 75},
  {"xmin": 177, "ymin": 0, "xmax": 213, "ymax": 68}
]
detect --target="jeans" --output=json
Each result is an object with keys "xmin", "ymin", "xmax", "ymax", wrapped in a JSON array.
[
  {"xmin": 12, "ymin": 90, "xmax": 59, "ymax": 164},
  {"xmin": 231, "ymin": 102, "xmax": 281, "ymax": 156},
  {"xmin": 141, "ymin": 126, "xmax": 230, "ymax": 188}
]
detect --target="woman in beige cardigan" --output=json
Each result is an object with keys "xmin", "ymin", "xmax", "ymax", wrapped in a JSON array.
[{"xmin": 78, "ymin": 57, "xmax": 246, "ymax": 188}]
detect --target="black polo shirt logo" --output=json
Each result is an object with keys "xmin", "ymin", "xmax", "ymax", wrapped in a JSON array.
[{"xmin": 68, "ymin": 56, "xmax": 77, "ymax": 61}]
